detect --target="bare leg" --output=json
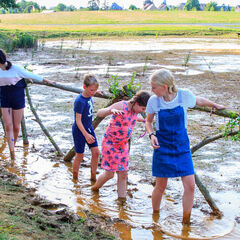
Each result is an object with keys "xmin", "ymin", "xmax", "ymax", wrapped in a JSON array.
[
  {"xmin": 91, "ymin": 171, "xmax": 114, "ymax": 191},
  {"xmin": 90, "ymin": 146, "xmax": 100, "ymax": 181},
  {"xmin": 12, "ymin": 108, "xmax": 24, "ymax": 145},
  {"xmin": 152, "ymin": 177, "xmax": 168, "ymax": 212},
  {"xmin": 181, "ymin": 175, "xmax": 195, "ymax": 224},
  {"xmin": 1, "ymin": 108, "xmax": 15, "ymax": 159},
  {"xmin": 72, "ymin": 153, "xmax": 84, "ymax": 180},
  {"xmin": 117, "ymin": 171, "xmax": 128, "ymax": 199}
]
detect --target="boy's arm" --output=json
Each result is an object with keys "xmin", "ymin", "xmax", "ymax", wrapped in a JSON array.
[
  {"xmin": 196, "ymin": 97, "xmax": 226, "ymax": 110},
  {"xmin": 145, "ymin": 113, "xmax": 159, "ymax": 149},
  {"xmin": 97, "ymin": 101, "xmax": 124, "ymax": 118},
  {"xmin": 76, "ymin": 113, "xmax": 95, "ymax": 144}
]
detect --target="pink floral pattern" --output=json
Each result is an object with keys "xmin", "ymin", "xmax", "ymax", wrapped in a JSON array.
[{"xmin": 101, "ymin": 101, "xmax": 138, "ymax": 171}]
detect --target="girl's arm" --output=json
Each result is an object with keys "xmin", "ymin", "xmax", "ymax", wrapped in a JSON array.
[
  {"xmin": 145, "ymin": 113, "xmax": 159, "ymax": 149},
  {"xmin": 196, "ymin": 97, "xmax": 226, "ymax": 110},
  {"xmin": 17, "ymin": 65, "xmax": 55, "ymax": 85},
  {"xmin": 97, "ymin": 101, "xmax": 124, "ymax": 118},
  {"xmin": 76, "ymin": 113, "xmax": 95, "ymax": 144}
]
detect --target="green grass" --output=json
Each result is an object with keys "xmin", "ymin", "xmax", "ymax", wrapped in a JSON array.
[
  {"xmin": 1, "ymin": 11, "xmax": 240, "ymax": 24},
  {"xmin": 0, "ymin": 11, "xmax": 239, "ymax": 41}
]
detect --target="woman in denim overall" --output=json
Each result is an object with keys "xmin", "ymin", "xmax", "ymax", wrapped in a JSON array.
[{"xmin": 145, "ymin": 69, "xmax": 225, "ymax": 224}]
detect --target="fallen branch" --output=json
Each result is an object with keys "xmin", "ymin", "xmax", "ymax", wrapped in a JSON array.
[
  {"xmin": 193, "ymin": 106, "xmax": 238, "ymax": 119},
  {"xmin": 27, "ymin": 79, "xmax": 111, "ymax": 99},
  {"xmin": 25, "ymin": 86, "xmax": 63, "ymax": 156},
  {"xmin": 192, "ymin": 130, "xmax": 239, "ymax": 217},
  {"xmin": 21, "ymin": 114, "xmax": 29, "ymax": 145}
]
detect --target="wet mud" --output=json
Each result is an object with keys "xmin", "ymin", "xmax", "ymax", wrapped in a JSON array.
[{"xmin": 0, "ymin": 38, "xmax": 239, "ymax": 239}]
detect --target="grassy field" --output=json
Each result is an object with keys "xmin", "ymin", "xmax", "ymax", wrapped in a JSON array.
[
  {"xmin": 1, "ymin": 10, "xmax": 240, "ymax": 24},
  {"xmin": 0, "ymin": 11, "xmax": 240, "ymax": 38}
]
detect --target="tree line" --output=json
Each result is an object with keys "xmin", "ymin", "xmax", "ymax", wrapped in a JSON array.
[{"xmin": 0, "ymin": 0, "xmax": 237, "ymax": 14}]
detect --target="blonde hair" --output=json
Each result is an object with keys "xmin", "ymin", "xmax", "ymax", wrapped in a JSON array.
[
  {"xmin": 83, "ymin": 74, "xmax": 99, "ymax": 87},
  {"xmin": 150, "ymin": 69, "xmax": 178, "ymax": 94}
]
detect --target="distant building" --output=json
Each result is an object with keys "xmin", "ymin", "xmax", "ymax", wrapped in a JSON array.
[
  {"xmin": 235, "ymin": 5, "xmax": 240, "ymax": 12},
  {"xmin": 199, "ymin": 4, "xmax": 206, "ymax": 11},
  {"xmin": 178, "ymin": 3, "xmax": 185, "ymax": 10},
  {"xmin": 110, "ymin": 2, "xmax": 123, "ymax": 10},
  {"xmin": 41, "ymin": 10, "xmax": 56, "ymax": 13},
  {"xmin": 218, "ymin": 4, "xmax": 228, "ymax": 11},
  {"xmin": 144, "ymin": 3, "xmax": 158, "ymax": 10},
  {"xmin": 158, "ymin": 3, "xmax": 168, "ymax": 11}
]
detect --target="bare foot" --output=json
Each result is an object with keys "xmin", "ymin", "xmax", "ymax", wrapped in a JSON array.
[
  {"xmin": 73, "ymin": 172, "xmax": 78, "ymax": 180},
  {"xmin": 91, "ymin": 184, "xmax": 99, "ymax": 191},
  {"xmin": 10, "ymin": 150, "xmax": 15, "ymax": 161}
]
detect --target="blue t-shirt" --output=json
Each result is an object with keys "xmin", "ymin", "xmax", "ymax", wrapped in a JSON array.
[
  {"xmin": 73, "ymin": 94, "xmax": 93, "ymax": 129},
  {"xmin": 146, "ymin": 89, "xmax": 196, "ymax": 129}
]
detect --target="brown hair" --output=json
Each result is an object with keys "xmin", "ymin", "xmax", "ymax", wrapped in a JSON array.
[
  {"xmin": 83, "ymin": 74, "xmax": 99, "ymax": 87},
  {"xmin": 0, "ymin": 49, "xmax": 12, "ymax": 70},
  {"xmin": 150, "ymin": 69, "xmax": 178, "ymax": 94},
  {"xmin": 130, "ymin": 90, "xmax": 151, "ymax": 107}
]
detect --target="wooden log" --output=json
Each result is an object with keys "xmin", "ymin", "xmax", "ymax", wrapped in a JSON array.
[
  {"xmin": 191, "ymin": 130, "xmax": 239, "ymax": 217},
  {"xmin": 25, "ymin": 86, "xmax": 63, "ymax": 156},
  {"xmin": 21, "ymin": 113, "xmax": 29, "ymax": 145},
  {"xmin": 27, "ymin": 79, "xmax": 112, "ymax": 99},
  {"xmin": 193, "ymin": 106, "xmax": 238, "ymax": 119}
]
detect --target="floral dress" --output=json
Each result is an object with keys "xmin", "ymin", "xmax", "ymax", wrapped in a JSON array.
[{"xmin": 101, "ymin": 101, "xmax": 138, "ymax": 172}]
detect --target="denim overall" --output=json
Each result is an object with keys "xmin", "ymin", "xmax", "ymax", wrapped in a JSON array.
[{"xmin": 152, "ymin": 91, "xmax": 194, "ymax": 178}]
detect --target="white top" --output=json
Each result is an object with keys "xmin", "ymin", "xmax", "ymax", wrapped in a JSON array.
[
  {"xmin": 0, "ymin": 64, "xmax": 43, "ymax": 86},
  {"xmin": 146, "ymin": 89, "xmax": 196, "ymax": 129}
]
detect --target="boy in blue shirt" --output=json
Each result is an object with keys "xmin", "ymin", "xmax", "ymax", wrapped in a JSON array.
[{"xmin": 72, "ymin": 74, "xmax": 100, "ymax": 181}]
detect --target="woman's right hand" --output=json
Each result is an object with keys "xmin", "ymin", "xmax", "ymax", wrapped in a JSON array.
[
  {"xmin": 111, "ymin": 109, "xmax": 124, "ymax": 115},
  {"xmin": 151, "ymin": 135, "xmax": 160, "ymax": 149}
]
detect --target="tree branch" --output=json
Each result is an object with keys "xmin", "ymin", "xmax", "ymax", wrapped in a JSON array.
[{"xmin": 25, "ymin": 86, "xmax": 63, "ymax": 156}]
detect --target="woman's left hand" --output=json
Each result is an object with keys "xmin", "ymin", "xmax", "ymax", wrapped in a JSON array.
[{"xmin": 43, "ymin": 79, "xmax": 56, "ymax": 85}]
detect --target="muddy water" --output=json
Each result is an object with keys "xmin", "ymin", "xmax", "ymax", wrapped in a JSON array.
[{"xmin": 0, "ymin": 38, "xmax": 240, "ymax": 239}]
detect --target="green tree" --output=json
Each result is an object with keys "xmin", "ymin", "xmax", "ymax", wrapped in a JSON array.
[
  {"xmin": 0, "ymin": 0, "xmax": 17, "ymax": 9},
  {"xmin": 129, "ymin": 4, "xmax": 138, "ymax": 10},
  {"xmin": 56, "ymin": 3, "xmax": 67, "ymax": 11},
  {"xmin": 184, "ymin": 0, "xmax": 200, "ymax": 11},
  {"xmin": 88, "ymin": 0, "xmax": 99, "ymax": 10},
  {"xmin": 204, "ymin": 2, "xmax": 218, "ymax": 11}
]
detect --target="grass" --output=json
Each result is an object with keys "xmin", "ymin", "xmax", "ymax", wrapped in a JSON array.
[
  {"xmin": 0, "ymin": 11, "xmax": 240, "ymax": 39},
  {"xmin": 1, "ymin": 11, "xmax": 240, "ymax": 24}
]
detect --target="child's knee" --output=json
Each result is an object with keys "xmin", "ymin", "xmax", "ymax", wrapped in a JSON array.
[
  {"xmin": 105, "ymin": 171, "xmax": 114, "ymax": 180},
  {"xmin": 91, "ymin": 147, "xmax": 100, "ymax": 158},
  {"xmin": 118, "ymin": 171, "xmax": 128, "ymax": 181}
]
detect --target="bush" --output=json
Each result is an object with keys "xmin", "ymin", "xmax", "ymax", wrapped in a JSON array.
[{"xmin": 1, "ymin": 32, "xmax": 38, "ymax": 52}]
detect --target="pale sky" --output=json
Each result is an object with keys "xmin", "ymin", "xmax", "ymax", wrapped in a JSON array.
[{"xmin": 17, "ymin": 1, "xmax": 240, "ymax": 9}]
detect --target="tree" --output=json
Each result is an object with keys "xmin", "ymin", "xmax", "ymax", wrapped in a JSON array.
[
  {"xmin": 204, "ymin": 2, "xmax": 218, "ymax": 11},
  {"xmin": 129, "ymin": 4, "xmax": 138, "ymax": 10},
  {"xmin": 0, "ymin": 0, "xmax": 17, "ymax": 9},
  {"xmin": 56, "ymin": 3, "xmax": 67, "ymax": 11},
  {"xmin": 184, "ymin": 0, "xmax": 200, "ymax": 11},
  {"xmin": 88, "ymin": 0, "xmax": 99, "ymax": 10}
]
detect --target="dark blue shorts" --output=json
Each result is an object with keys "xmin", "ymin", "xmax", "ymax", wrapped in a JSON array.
[
  {"xmin": 72, "ymin": 124, "xmax": 98, "ymax": 154},
  {"xmin": 0, "ymin": 79, "xmax": 26, "ymax": 110}
]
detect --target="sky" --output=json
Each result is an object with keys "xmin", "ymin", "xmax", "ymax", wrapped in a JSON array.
[{"xmin": 17, "ymin": 1, "xmax": 240, "ymax": 9}]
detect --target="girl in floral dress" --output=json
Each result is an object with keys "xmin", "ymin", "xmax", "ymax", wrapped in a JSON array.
[{"xmin": 92, "ymin": 91, "xmax": 150, "ymax": 198}]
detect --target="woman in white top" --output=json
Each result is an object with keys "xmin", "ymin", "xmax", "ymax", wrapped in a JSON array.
[{"xmin": 0, "ymin": 49, "xmax": 55, "ymax": 160}]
